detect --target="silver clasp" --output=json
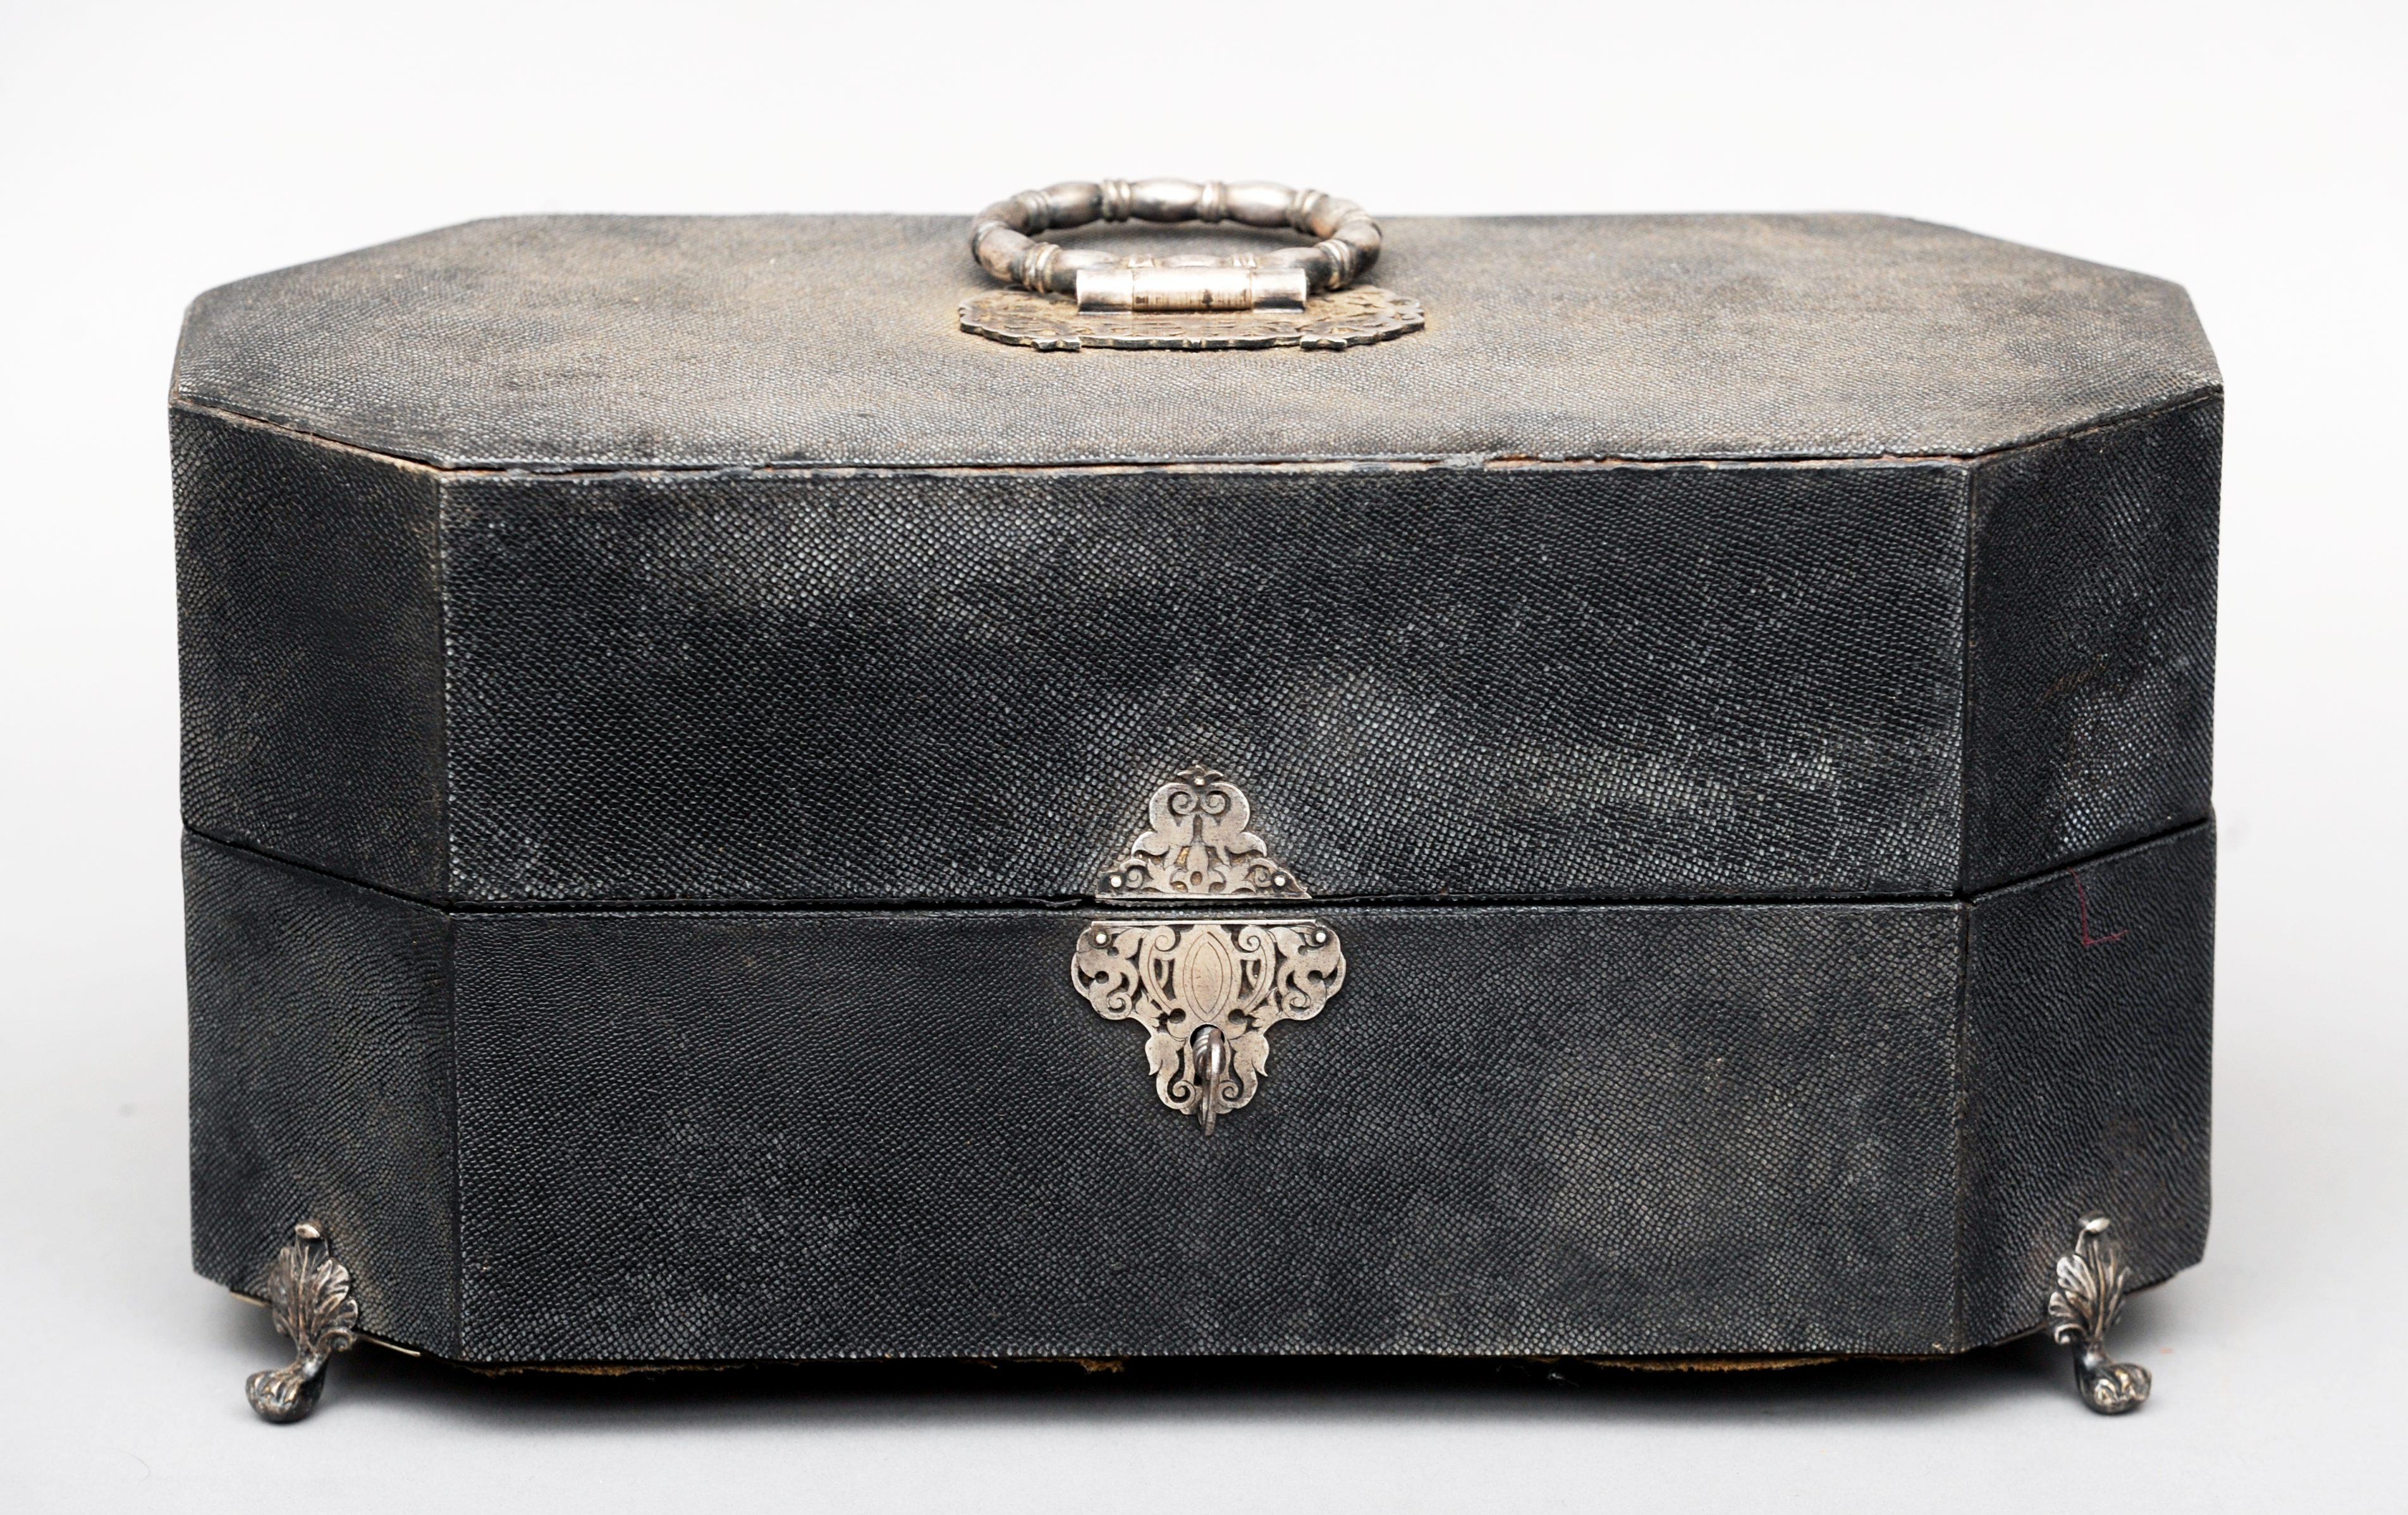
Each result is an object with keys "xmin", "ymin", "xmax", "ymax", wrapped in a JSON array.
[{"xmin": 1070, "ymin": 768, "xmax": 1345, "ymax": 1134}]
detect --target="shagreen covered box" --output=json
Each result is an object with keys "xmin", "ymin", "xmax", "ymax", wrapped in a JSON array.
[{"xmin": 174, "ymin": 181, "xmax": 2216, "ymax": 1421}]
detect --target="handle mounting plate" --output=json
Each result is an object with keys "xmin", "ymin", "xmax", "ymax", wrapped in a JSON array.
[{"xmin": 963, "ymin": 283, "xmax": 1422, "ymax": 352}]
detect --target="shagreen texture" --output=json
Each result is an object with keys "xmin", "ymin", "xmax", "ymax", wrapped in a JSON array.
[{"xmin": 176, "ymin": 212, "xmax": 2216, "ymax": 1377}]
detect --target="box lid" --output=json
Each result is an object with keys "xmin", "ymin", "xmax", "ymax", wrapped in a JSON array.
[
  {"xmin": 172, "ymin": 212, "xmax": 2217, "ymax": 471},
  {"xmin": 172, "ymin": 214, "xmax": 2218, "ymax": 908}
]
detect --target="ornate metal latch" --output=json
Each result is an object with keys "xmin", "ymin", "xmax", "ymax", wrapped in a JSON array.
[{"xmin": 1069, "ymin": 768, "xmax": 1346, "ymax": 1133}]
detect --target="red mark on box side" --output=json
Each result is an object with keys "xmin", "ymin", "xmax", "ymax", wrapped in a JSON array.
[{"xmin": 2073, "ymin": 870, "xmax": 2127, "ymax": 947}]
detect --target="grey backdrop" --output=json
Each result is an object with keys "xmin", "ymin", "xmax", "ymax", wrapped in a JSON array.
[{"xmin": 2, "ymin": 1, "xmax": 2400, "ymax": 1509}]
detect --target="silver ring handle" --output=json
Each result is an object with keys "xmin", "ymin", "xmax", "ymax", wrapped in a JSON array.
[{"xmin": 969, "ymin": 180, "xmax": 1384, "ymax": 314}]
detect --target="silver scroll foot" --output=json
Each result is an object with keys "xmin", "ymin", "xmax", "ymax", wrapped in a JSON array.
[
  {"xmin": 2046, "ymin": 1212, "xmax": 2153, "ymax": 1414},
  {"xmin": 244, "ymin": 1221, "xmax": 360, "ymax": 1423}
]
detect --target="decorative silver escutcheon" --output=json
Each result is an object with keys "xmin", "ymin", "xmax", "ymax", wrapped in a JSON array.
[
  {"xmin": 2047, "ymin": 1212, "xmax": 2154, "ymax": 1414},
  {"xmin": 1073, "ymin": 917, "xmax": 1345, "ymax": 1135},
  {"xmin": 1099, "ymin": 765, "xmax": 1310, "ymax": 901},
  {"xmin": 244, "ymin": 1221, "xmax": 360, "ymax": 1423},
  {"xmin": 1073, "ymin": 768, "xmax": 1345, "ymax": 1132}
]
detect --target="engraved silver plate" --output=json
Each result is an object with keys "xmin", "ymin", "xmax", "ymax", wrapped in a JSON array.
[
  {"xmin": 960, "ymin": 285, "xmax": 1424, "ymax": 352},
  {"xmin": 1073, "ymin": 769, "xmax": 1345, "ymax": 1132},
  {"xmin": 1100, "ymin": 766, "xmax": 1310, "ymax": 900},
  {"xmin": 1072, "ymin": 917, "xmax": 1345, "ymax": 1134}
]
